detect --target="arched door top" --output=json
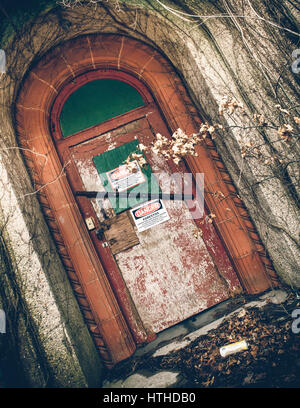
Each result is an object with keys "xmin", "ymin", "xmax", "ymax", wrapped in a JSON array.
[
  {"xmin": 51, "ymin": 69, "xmax": 154, "ymax": 140},
  {"xmin": 15, "ymin": 34, "xmax": 278, "ymax": 367},
  {"xmin": 60, "ymin": 79, "xmax": 145, "ymax": 137}
]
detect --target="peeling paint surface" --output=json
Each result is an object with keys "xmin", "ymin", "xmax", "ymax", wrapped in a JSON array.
[
  {"xmin": 116, "ymin": 206, "xmax": 230, "ymax": 333},
  {"xmin": 115, "ymin": 147, "xmax": 231, "ymax": 333},
  {"xmin": 70, "ymin": 117, "xmax": 239, "ymax": 334},
  {"xmin": 73, "ymin": 155, "xmax": 112, "ymax": 221}
]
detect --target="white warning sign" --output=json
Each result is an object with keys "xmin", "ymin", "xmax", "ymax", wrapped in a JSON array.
[
  {"xmin": 130, "ymin": 199, "xmax": 170, "ymax": 232},
  {"xmin": 106, "ymin": 160, "xmax": 146, "ymax": 192}
]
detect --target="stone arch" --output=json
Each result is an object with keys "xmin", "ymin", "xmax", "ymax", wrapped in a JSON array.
[{"xmin": 15, "ymin": 33, "xmax": 278, "ymax": 367}]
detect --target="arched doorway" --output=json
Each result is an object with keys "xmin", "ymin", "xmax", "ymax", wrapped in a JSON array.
[
  {"xmin": 51, "ymin": 68, "xmax": 242, "ymax": 340},
  {"xmin": 15, "ymin": 34, "xmax": 277, "ymax": 367}
]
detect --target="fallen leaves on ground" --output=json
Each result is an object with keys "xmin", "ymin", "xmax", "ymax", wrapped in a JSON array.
[
  {"xmin": 164, "ymin": 305, "xmax": 299, "ymax": 388},
  {"xmin": 106, "ymin": 292, "xmax": 300, "ymax": 388}
]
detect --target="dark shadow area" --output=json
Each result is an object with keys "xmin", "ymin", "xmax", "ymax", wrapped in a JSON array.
[{"xmin": 0, "ymin": 333, "xmax": 30, "ymax": 388}]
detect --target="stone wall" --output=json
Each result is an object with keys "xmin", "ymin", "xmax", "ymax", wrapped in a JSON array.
[
  {"xmin": 0, "ymin": 0, "xmax": 299, "ymax": 386},
  {"xmin": 0, "ymin": 126, "xmax": 103, "ymax": 387}
]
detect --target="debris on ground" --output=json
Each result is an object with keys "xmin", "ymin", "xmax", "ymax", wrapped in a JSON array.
[
  {"xmin": 105, "ymin": 291, "xmax": 300, "ymax": 388},
  {"xmin": 219, "ymin": 339, "xmax": 249, "ymax": 357}
]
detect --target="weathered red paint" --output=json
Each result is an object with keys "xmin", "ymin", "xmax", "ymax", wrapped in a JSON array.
[
  {"xmin": 15, "ymin": 34, "xmax": 278, "ymax": 367},
  {"xmin": 54, "ymin": 70, "xmax": 241, "ymax": 336}
]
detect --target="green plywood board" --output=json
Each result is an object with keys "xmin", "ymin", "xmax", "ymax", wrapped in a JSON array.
[
  {"xmin": 60, "ymin": 79, "xmax": 145, "ymax": 137},
  {"xmin": 93, "ymin": 140, "xmax": 160, "ymax": 213}
]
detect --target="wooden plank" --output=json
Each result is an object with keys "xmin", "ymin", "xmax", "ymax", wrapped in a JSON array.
[{"xmin": 104, "ymin": 211, "xmax": 139, "ymax": 255}]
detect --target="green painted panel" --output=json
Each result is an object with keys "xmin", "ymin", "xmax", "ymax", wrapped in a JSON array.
[
  {"xmin": 60, "ymin": 79, "xmax": 145, "ymax": 137},
  {"xmin": 93, "ymin": 140, "xmax": 160, "ymax": 214}
]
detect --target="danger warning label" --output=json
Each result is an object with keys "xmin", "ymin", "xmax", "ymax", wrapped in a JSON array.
[
  {"xmin": 130, "ymin": 199, "xmax": 170, "ymax": 232},
  {"xmin": 106, "ymin": 160, "xmax": 146, "ymax": 192}
]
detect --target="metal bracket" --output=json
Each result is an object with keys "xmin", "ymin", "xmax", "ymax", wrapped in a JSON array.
[
  {"xmin": 95, "ymin": 219, "xmax": 111, "ymax": 240},
  {"xmin": 76, "ymin": 191, "xmax": 194, "ymax": 200}
]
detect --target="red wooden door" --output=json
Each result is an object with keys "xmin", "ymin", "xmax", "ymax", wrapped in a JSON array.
[{"xmin": 56, "ymin": 76, "xmax": 241, "ymax": 342}]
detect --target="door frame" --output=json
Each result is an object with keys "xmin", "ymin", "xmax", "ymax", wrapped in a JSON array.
[
  {"xmin": 15, "ymin": 33, "xmax": 278, "ymax": 367},
  {"xmin": 52, "ymin": 68, "xmax": 243, "ymax": 342}
]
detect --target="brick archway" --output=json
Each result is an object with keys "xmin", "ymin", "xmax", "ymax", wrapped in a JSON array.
[{"xmin": 15, "ymin": 34, "xmax": 278, "ymax": 367}]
